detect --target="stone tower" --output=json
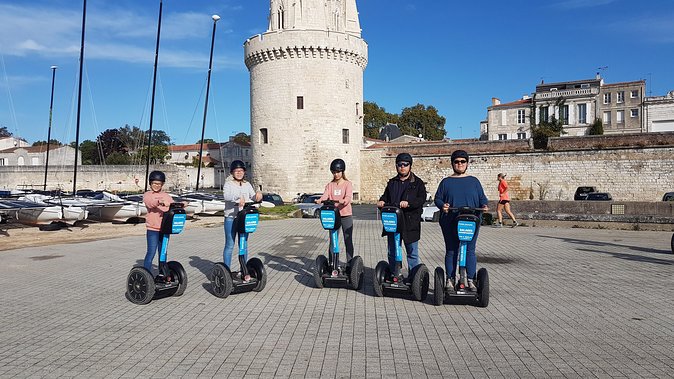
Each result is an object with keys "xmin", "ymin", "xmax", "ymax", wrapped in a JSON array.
[{"xmin": 244, "ymin": 0, "xmax": 368, "ymax": 201}]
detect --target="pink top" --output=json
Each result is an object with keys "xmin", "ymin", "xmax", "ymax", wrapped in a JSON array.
[
  {"xmin": 143, "ymin": 191, "xmax": 174, "ymax": 231},
  {"xmin": 319, "ymin": 180, "xmax": 353, "ymax": 217},
  {"xmin": 498, "ymin": 179, "xmax": 510, "ymax": 201}
]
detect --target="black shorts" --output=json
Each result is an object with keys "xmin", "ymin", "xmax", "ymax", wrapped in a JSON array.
[{"xmin": 498, "ymin": 200, "xmax": 510, "ymax": 205}]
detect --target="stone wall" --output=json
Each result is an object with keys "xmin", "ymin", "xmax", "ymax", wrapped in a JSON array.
[
  {"xmin": 0, "ymin": 165, "xmax": 220, "ymax": 193},
  {"xmin": 360, "ymin": 145, "xmax": 674, "ymax": 203}
]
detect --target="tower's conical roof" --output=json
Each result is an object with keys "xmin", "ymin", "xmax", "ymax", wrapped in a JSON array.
[{"xmin": 267, "ymin": 0, "xmax": 362, "ymax": 37}]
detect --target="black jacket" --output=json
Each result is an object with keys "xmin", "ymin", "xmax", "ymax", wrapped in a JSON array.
[{"xmin": 379, "ymin": 173, "xmax": 427, "ymax": 244}]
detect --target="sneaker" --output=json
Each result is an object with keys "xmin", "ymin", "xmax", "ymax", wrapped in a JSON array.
[
  {"xmin": 512, "ymin": 221, "xmax": 519, "ymax": 228},
  {"xmin": 494, "ymin": 222, "xmax": 502, "ymax": 228},
  {"xmin": 467, "ymin": 279, "xmax": 477, "ymax": 291},
  {"xmin": 446, "ymin": 278, "xmax": 455, "ymax": 292}
]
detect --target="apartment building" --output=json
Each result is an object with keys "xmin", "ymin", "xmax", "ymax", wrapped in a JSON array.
[{"xmin": 484, "ymin": 76, "xmax": 648, "ymax": 140}]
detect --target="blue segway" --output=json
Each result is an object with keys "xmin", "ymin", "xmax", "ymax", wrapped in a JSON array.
[
  {"xmin": 433, "ymin": 207, "xmax": 489, "ymax": 307},
  {"xmin": 313, "ymin": 200, "xmax": 364, "ymax": 290},
  {"xmin": 373, "ymin": 205, "xmax": 429, "ymax": 301},
  {"xmin": 211, "ymin": 202, "xmax": 266, "ymax": 298},
  {"xmin": 126, "ymin": 203, "xmax": 188, "ymax": 305}
]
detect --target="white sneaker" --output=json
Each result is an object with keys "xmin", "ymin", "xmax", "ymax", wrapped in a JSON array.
[
  {"xmin": 494, "ymin": 222, "xmax": 502, "ymax": 228},
  {"xmin": 446, "ymin": 278, "xmax": 455, "ymax": 292},
  {"xmin": 467, "ymin": 279, "xmax": 477, "ymax": 291}
]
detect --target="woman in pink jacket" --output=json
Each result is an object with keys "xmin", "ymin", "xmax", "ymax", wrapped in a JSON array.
[
  {"xmin": 142, "ymin": 170, "xmax": 174, "ymax": 277},
  {"xmin": 318, "ymin": 159, "xmax": 355, "ymax": 260}
]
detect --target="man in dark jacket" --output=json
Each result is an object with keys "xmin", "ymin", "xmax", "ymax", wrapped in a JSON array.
[{"xmin": 377, "ymin": 152, "xmax": 427, "ymax": 272}]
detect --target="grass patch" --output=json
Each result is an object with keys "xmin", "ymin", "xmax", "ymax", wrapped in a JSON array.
[{"xmin": 258, "ymin": 205, "xmax": 299, "ymax": 215}]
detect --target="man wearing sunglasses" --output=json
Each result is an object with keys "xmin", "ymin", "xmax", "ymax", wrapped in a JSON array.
[
  {"xmin": 377, "ymin": 153, "xmax": 428, "ymax": 274},
  {"xmin": 433, "ymin": 150, "xmax": 488, "ymax": 291}
]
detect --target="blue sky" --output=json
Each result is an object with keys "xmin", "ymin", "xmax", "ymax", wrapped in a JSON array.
[{"xmin": 1, "ymin": 0, "xmax": 673, "ymax": 145}]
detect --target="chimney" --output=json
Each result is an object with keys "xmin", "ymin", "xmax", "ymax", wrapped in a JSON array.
[
  {"xmin": 596, "ymin": 72, "xmax": 601, "ymax": 80},
  {"xmin": 491, "ymin": 97, "xmax": 501, "ymax": 106}
]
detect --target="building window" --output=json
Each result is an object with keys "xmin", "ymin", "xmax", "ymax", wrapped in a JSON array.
[
  {"xmin": 17, "ymin": 157, "xmax": 25, "ymax": 166},
  {"xmin": 603, "ymin": 93, "xmax": 611, "ymax": 104},
  {"xmin": 296, "ymin": 96, "xmax": 304, "ymax": 110},
  {"xmin": 630, "ymin": 109, "xmax": 638, "ymax": 118},
  {"xmin": 356, "ymin": 102, "xmax": 359, "ymax": 116},
  {"xmin": 539, "ymin": 106, "xmax": 549, "ymax": 123},
  {"xmin": 0, "ymin": 158, "xmax": 5, "ymax": 166},
  {"xmin": 630, "ymin": 90, "xmax": 639, "ymax": 98},
  {"xmin": 342, "ymin": 129, "xmax": 349, "ymax": 144},
  {"xmin": 603, "ymin": 111, "xmax": 611, "ymax": 126},
  {"xmin": 500, "ymin": 110, "xmax": 507, "ymax": 126},
  {"xmin": 577, "ymin": 103, "xmax": 587, "ymax": 124},
  {"xmin": 517, "ymin": 132, "xmax": 527, "ymax": 139},
  {"xmin": 560, "ymin": 105, "xmax": 569, "ymax": 125},
  {"xmin": 616, "ymin": 110, "xmax": 624, "ymax": 124},
  {"xmin": 517, "ymin": 109, "xmax": 526, "ymax": 124},
  {"xmin": 617, "ymin": 91, "xmax": 624, "ymax": 103},
  {"xmin": 260, "ymin": 128, "xmax": 268, "ymax": 144},
  {"xmin": 498, "ymin": 134, "xmax": 507, "ymax": 140},
  {"xmin": 581, "ymin": 83, "xmax": 590, "ymax": 89},
  {"xmin": 31, "ymin": 157, "xmax": 39, "ymax": 165}
]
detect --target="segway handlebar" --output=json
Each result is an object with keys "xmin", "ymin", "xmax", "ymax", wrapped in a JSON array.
[{"xmin": 444, "ymin": 206, "xmax": 486, "ymax": 215}]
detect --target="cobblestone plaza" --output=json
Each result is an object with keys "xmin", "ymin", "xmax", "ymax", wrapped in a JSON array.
[{"xmin": 1, "ymin": 219, "xmax": 673, "ymax": 378}]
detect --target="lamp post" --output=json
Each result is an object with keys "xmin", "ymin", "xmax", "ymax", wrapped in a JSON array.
[
  {"xmin": 195, "ymin": 14, "xmax": 220, "ymax": 192},
  {"xmin": 44, "ymin": 65, "xmax": 57, "ymax": 191}
]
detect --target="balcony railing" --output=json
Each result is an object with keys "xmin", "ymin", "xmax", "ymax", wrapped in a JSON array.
[{"xmin": 535, "ymin": 88, "xmax": 598, "ymax": 99}]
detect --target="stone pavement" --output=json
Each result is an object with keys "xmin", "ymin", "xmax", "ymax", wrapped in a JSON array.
[{"xmin": 1, "ymin": 219, "xmax": 673, "ymax": 378}]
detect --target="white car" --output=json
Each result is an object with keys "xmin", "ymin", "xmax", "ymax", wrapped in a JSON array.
[{"xmin": 295, "ymin": 195, "xmax": 323, "ymax": 218}]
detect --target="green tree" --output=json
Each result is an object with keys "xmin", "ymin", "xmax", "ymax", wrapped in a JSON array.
[
  {"xmin": 588, "ymin": 118, "xmax": 604, "ymax": 135},
  {"xmin": 196, "ymin": 138, "xmax": 216, "ymax": 144},
  {"xmin": 529, "ymin": 98, "xmax": 567, "ymax": 149},
  {"xmin": 32, "ymin": 139, "xmax": 62, "ymax": 146},
  {"xmin": 149, "ymin": 129, "xmax": 171, "ymax": 146},
  {"xmin": 134, "ymin": 145, "xmax": 169, "ymax": 164},
  {"xmin": 232, "ymin": 132, "xmax": 250, "ymax": 145},
  {"xmin": 117, "ymin": 125, "xmax": 146, "ymax": 154},
  {"xmin": 398, "ymin": 103, "xmax": 446, "ymax": 141},
  {"xmin": 363, "ymin": 101, "xmax": 398, "ymax": 139},
  {"xmin": 79, "ymin": 140, "xmax": 100, "ymax": 165},
  {"xmin": 0, "ymin": 126, "xmax": 12, "ymax": 138}
]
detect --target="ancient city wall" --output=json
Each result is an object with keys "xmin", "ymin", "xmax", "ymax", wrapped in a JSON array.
[
  {"xmin": 0, "ymin": 165, "xmax": 220, "ymax": 193},
  {"xmin": 360, "ymin": 139, "xmax": 674, "ymax": 203}
]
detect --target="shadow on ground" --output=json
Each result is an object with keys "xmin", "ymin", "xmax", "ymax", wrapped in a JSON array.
[{"xmin": 537, "ymin": 234, "xmax": 673, "ymax": 256}]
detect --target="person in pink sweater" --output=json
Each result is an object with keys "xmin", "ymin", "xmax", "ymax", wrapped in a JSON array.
[
  {"xmin": 318, "ymin": 159, "xmax": 355, "ymax": 259},
  {"xmin": 142, "ymin": 171, "xmax": 174, "ymax": 276}
]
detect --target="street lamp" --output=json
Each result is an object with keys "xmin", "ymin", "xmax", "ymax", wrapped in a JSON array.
[
  {"xmin": 195, "ymin": 14, "xmax": 220, "ymax": 192},
  {"xmin": 44, "ymin": 65, "xmax": 58, "ymax": 190}
]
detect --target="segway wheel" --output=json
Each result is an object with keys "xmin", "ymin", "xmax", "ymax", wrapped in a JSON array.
[
  {"xmin": 314, "ymin": 255, "xmax": 328, "ymax": 289},
  {"xmin": 167, "ymin": 261, "xmax": 188, "ymax": 297},
  {"xmin": 373, "ymin": 261, "xmax": 389, "ymax": 297},
  {"xmin": 433, "ymin": 267, "xmax": 445, "ymax": 306},
  {"xmin": 347, "ymin": 256, "xmax": 364, "ymax": 291},
  {"xmin": 211, "ymin": 263, "xmax": 233, "ymax": 298},
  {"xmin": 126, "ymin": 267, "xmax": 155, "ymax": 305},
  {"xmin": 411, "ymin": 264, "xmax": 430, "ymax": 302},
  {"xmin": 476, "ymin": 268, "xmax": 490, "ymax": 308},
  {"xmin": 247, "ymin": 258, "xmax": 267, "ymax": 292}
]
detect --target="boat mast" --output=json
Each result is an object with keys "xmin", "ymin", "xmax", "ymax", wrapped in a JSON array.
[
  {"xmin": 144, "ymin": 0, "xmax": 163, "ymax": 193},
  {"xmin": 195, "ymin": 15, "xmax": 220, "ymax": 192},
  {"xmin": 72, "ymin": 0, "xmax": 87, "ymax": 195},
  {"xmin": 44, "ymin": 65, "xmax": 57, "ymax": 191}
]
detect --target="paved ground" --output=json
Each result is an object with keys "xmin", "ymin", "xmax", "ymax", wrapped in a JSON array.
[{"xmin": 1, "ymin": 219, "xmax": 673, "ymax": 378}]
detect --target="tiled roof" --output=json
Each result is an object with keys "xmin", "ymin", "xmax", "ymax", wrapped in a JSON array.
[{"xmin": 491, "ymin": 98, "xmax": 532, "ymax": 108}]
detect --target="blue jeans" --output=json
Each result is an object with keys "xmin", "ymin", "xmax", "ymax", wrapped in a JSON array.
[
  {"xmin": 387, "ymin": 234, "xmax": 420, "ymax": 271},
  {"xmin": 222, "ymin": 217, "xmax": 241, "ymax": 268},
  {"xmin": 144, "ymin": 230, "xmax": 165, "ymax": 273},
  {"xmin": 440, "ymin": 220, "xmax": 479, "ymax": 281}
]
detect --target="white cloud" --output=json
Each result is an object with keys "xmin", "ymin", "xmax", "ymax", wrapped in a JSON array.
[
  {"xmin": 551, "ymin": 0, "xmax": 617, "ymax": 9},
  {"xmin": 0, "ymin": 3, "xmax": 238, "ymax": 68}
]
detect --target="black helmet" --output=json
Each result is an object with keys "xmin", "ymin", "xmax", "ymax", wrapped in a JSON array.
[
  {"xmin": 330, "ymin": 158, "xmax": 346, "ymax": 172},
  {"xmin": 148, "ymin": 170, "xmax": 165, "ymax": 183},
  {"xmin": 230, "ymin": 160, "xmax": 246, "ymax": 173},
  {"xmin": 395, "ymin": 153, "xmax": 413, "ymax": 165},
  {"xmin": 451, "ymin": 150, "xmax": 469, "ymax": 162}
]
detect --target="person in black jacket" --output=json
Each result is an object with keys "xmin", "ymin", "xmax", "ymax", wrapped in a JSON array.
[{"xmin": 377, "ymin": 152, "xmax": 428, "ymax": 272}]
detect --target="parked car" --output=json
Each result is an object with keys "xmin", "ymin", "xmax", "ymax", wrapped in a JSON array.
[
  {"xmin": 662, "ymin": 192, "xmax": 674, "ymax": 201},
  {"xmin": 262, "ymin": 193, "xmax": 284, "ymax": 206},
  {"xmin": 295, "ymin": 194, "xmax": 323, "ymax": 217},
  {"xmin": 586, "ymin": 192, "xmax": 612, "ymax": 201},
  {"xmin": 574, "ymin": 186, "xmax": 597, "ymax": 201}
]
